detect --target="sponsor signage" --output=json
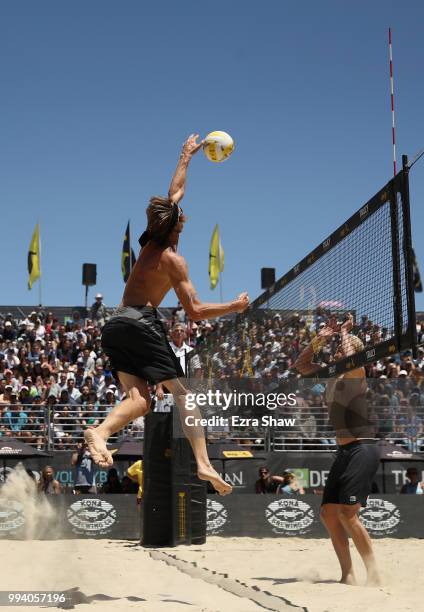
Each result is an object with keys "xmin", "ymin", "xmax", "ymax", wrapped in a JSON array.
[
  {"xmin": 359, "ymin": 498, "xmax": 401, "ymax": 536},
  {"xmin": 0, "ymin": 500, "xmax": 25, "ymax": 534},
  {"xmin": 206, "ymin": 499, "xmax": 228, "ymax": 535},
  {"xmin": 0, "ymin": 495, "xmax": 421, "ymax": 540},
  {"xmin": 265, "ymin": 498, "xmax": 315, "ymax": 535},
  {"xmin": 67, "ymin": 498, "xmax": 117, "ymax": 535}
]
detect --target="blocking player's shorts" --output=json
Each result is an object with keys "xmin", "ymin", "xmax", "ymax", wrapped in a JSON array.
[
  {"xmin": 101, "ymin": 305, "xmax": 185, "ymax": 385},
  {"xmin": 322, "ymin": 440, "xmax": 380, "ymax": 507}
]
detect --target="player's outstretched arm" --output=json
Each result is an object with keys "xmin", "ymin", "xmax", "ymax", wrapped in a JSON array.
[
  {"xmin": 168, "ymin": 134, "xmax": 204, "ymax": 204},
  {"xmin": 294, "ymin": 322, "xmax": 337, "ymax": 375},
  {"xmin": 166, "ymin": 252, "xmax": 249, "ymax": 320}
]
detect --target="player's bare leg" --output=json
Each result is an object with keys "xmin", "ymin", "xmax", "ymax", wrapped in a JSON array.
[
  {"xmin": 84, "ymin": 373, "xmax": 151, "ymax": 468},
  {"xmin": 163, "ymin": 377, "xmax": 232, "ymax": 496},
  {"xmin": 321, "ymin": 504, "xmax": 357, "ymax": 585},
  {"xmin": 338, "ymin": 504, "xmax": 381, "ymax": 586}
]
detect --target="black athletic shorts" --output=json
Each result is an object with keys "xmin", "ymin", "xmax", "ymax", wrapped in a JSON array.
[
  {"xmin": 322, "ymin": 440, "xmax": 380, "ymax": 507},
  {"xmin": 101, "ymin": 305, "xmax": 184, "ymax": 385}
]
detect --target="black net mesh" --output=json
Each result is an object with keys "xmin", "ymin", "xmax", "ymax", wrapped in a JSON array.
[{"xmin": 188, "ymin": 173, "xmax": 415, "ymax": 380}]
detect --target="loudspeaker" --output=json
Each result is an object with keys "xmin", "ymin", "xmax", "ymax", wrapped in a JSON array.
[
  {"xmin": 261, "ymin": 267, "xmax": 275, "ymax": 289},
  {"xmin": 82, "ymin": 263, "xmax": 97, "ymax": 286},
  {"xmin": 141, "ymin": 412, "xmax": 207, "ymax": 547}
]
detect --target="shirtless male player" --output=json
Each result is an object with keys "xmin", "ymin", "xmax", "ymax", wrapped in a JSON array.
[
  {"xmin": 295, "ymin": 313, "xmax": 381, "ymax": 585},
  {"xmin": 84, "ymin": 134, "xmax": 249, "ymax": 495}
]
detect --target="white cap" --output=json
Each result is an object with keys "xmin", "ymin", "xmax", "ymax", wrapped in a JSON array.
[{"xmin": 95, "ymin": 293, "xmax": 103, "ymax": 299}]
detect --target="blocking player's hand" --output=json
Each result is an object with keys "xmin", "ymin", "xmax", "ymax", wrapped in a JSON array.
[
  {"xmin": 341, "ymin": 312, "xmax": 354, "ymax": 334},
  {"xmin": 182, "ymin": 133, "xmax": 204, "ymax": 157}
]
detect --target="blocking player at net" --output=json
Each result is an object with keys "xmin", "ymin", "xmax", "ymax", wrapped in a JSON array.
[{"xmin": 295, "ymin": 313, "xmax": 381, "ymax": 586}]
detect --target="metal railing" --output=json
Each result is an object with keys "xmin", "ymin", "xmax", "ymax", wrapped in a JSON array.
[
  {"xmin": 0, "ymin": 405, "xmax": 144, "ymax": 451},
  {"xmin": 1, "ymin": 404, "xmax": 423, "ymax": 453}
]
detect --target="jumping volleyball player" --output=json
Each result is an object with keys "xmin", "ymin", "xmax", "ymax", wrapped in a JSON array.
[
  {"xmin": 295, "ymin": 313, "xmax": 381, "ymax": 585},
  {"xmin": 84, "ymin": 134, "xmax": 249, "ymax": 495}
]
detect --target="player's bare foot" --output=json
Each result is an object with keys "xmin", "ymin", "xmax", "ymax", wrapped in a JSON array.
[
  {"xmin": 84, "ymin": 428, "xmax": 113, "ymax": 469},
  {"xmin": 198, "ymin": 467, "xmax": 232, "ymax": 496},
  {"xmin": 340, "ymin": 573, "xmax": 357, "ymax": 586},
  {"xmin": 366, "ymin": 570, "xmax": 382, "ymax": 587}
]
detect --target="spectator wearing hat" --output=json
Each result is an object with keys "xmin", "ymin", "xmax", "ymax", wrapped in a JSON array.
[
  {"xmin": 19, "ymin": 386, "xmax": 32, "ymax": 405},
  {"xmin": 3, "ymin": 321, "xmax": 17, "ymax": 341},
  {"xmin": 5, "ymin": 348, "xmax": 20, "ymax": 370},
  {"xmin": 0, "ymin": 384, "xmax": 13, "ymax": 406},
  {"xmin": 34, "ymin": 318, "xmax": 46, "ymax": 340},
  {"xmin": 101, "ymin": 386, "xmax": 117, "ymax": 413},
  {"xmin": 90, "ymin": 293, "xmax": 108, "ymax": 327}
]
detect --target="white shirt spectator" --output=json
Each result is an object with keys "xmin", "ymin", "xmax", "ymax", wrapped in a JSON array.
[
  {"xmin": 34, "ymin": 322, "xmax": 46, "ymax": 339},
  {"xmin": 154, "ymin": 393, "xmax": 174, "ymax": 413},
  {"xmin": 5, "ymin": 353, "xmax": 20, "ymax": 369},
  {"xmin": 169, "ymin": 341, "xmax": 201, "ymax": 375}
]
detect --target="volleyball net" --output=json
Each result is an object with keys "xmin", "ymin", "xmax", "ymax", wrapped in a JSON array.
[{"xmin": 188, "ymin": 167, "xmax": 417, "ymax": 379}]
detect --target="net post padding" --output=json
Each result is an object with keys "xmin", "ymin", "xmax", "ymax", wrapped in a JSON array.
[{"xmin": 141, "ymin": 411, "xmax": 206, "ymax": 547}]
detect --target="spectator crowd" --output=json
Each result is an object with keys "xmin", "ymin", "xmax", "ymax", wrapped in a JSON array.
[{"xmin": 1, "ymin": 301, "xmax": 424, "ymax": 453}]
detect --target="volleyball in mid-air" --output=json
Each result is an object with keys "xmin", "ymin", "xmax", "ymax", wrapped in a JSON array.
[{"xmin": 203, "ymin": 131, "xmax": 234, "ymax": 163}]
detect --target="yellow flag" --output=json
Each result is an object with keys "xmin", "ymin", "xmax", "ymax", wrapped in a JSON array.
[
  {"xmin": 27, "ymin": 223, "xmax": 41, "ymax": 290},
  {"xmin": 209, "ymin": 225, "xmax": 224, "ymax": 289}
]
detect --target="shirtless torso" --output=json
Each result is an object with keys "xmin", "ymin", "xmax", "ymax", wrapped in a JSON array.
[{"xmin": 122, "ymin": 242, "xmax": 174, "ymax": 308}]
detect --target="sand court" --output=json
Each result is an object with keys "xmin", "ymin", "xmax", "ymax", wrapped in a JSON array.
[{"xmin": 0, "ymin": 537, "xmax": 423, "ymax": 612}]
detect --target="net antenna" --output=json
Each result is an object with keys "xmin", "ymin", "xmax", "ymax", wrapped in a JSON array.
[{"xmin": 389, "ymin": 28, "xmax": 397, "ymax": 177}]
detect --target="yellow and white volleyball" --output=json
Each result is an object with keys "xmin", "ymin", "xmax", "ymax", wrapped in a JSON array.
[{"xmin": 203, "ymin": 131, "xmax": 235, "ymax": 163}]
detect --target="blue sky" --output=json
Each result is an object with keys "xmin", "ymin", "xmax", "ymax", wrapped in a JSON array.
[{"xmin": 1, "ymin": 1, "xmax": 424, "ymax": 311}]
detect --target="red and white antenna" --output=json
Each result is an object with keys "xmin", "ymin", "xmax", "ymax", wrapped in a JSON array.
[{"xmin": 389, "ymin": 27, "xmax": 397, "ymax": 176}]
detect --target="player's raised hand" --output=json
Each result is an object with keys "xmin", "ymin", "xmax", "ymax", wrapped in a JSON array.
[
  {"xmin": 182, "ymin": 133, "xmax": 204, "ymax": 157},
  {"xmin": 235, "ymin": 292, "xmax": 250, "ymax": 313}
]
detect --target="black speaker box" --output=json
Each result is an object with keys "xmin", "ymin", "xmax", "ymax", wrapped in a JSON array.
[
  {"xmin": 261, "ymin": 267, "xmax": 275, "ymax": 289},
  {"xmin": 82, "ymin": 263, "xmax": 97, "ymax": 286}
]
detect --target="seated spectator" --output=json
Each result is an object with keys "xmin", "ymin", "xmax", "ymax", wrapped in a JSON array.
[
  {"xmin": 38, "ymin": 465, "xmax": 61, "ymax": 495},
  {"xmin": 101, "ymin": 468, "xmax": 122, "ymax": 493},
  {"xmin": 121, "ymin": 475, "xmax": 138, "ymax": 494},
  {"xmin": 81, "ymin": 403, "xmax": 100, "ymax": 428},
  {"xmin": 277, "ymin": 471, "xmax": 305, "ymax": 495},
  {"xmin": 400, "ymin": 467, "xmax": 424, "ymax": 494},
  {"xmin": 3, "ymin": 398, "xmax": 28, "ymax": 433},
  {"xmin": 255, "ymin": 467, "xmax": 284, "ymax": 493}
]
